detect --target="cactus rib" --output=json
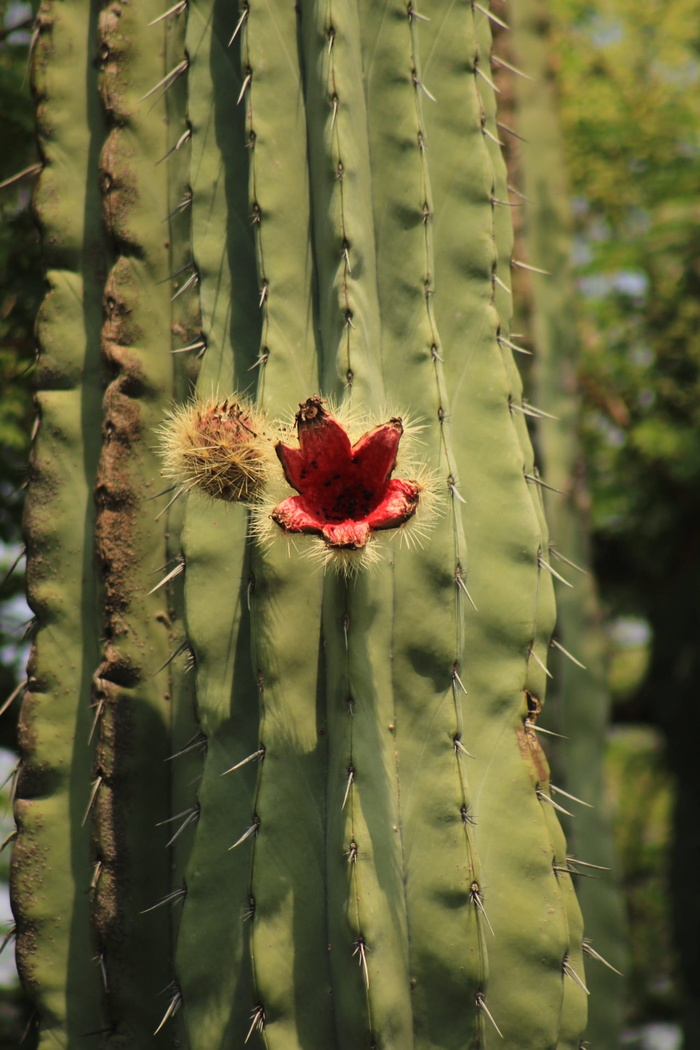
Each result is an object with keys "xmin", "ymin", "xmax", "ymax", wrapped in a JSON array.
[{"xmin": 11, "ymin": 0, "xmax": 108, "ymax": 1039}]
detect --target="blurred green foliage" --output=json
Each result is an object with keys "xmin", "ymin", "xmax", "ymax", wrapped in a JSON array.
[
  {"xmin": 552, "ymin": 1, "xmax": 700, "ymax": 1041},
  {"xmin": 1, "ymin": 0, "xmax": 40, "ymax": 729},
  {"xmin": 1, "ymin": 4, "xmax": 40, "ymax": 545},
  {"xmin": 0, "ymin": 1, "xmax": 38, "ymax": 739},
  {"xmin": 550, "ymin": 0, "xmax": 700, "ymax": 608},
  {"xmin": 0, "ymin": 4, "xmax": 39, "ymax": 1045},
  {"xmin": 607, "ymin": 727, "xmax": 677, "ymax": 1023}
]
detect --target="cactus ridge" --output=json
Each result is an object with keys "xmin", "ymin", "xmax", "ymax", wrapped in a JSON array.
[
  {"xmin": 173, "ymin": 1, "xmax": 262, "ymax": 1041},
  {"xmin": 301, "ymin": 0, "xmax": 384, "ymax": 400},
  {"xmin": 357, "ymin": 3, "xmax": 498, "ymax": 1044},
  {"xmin": 507, "ymin": 0, "xmax": 627, "ymax": 1042},
  {"xmin": 89, "ymin": 0, "xmax": 201, "ymax": 1041},
  {"xmin": 454, "ymin": 10, "xmax": 589, "ymax": 1045},
  {"xmin": 12, "ymin": 2, "xmax": 110, "ymax": 1039},
  {"xmin": 241, "ymin": 6, "xmax": 334, "ymax": 1046}
]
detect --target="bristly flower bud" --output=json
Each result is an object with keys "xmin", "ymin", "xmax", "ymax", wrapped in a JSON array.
[{"xmin": 158, "ymin": 395, "xmax": 274, "ymax": 503}]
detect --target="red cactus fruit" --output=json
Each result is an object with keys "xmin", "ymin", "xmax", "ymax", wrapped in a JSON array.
[{"xmin": 271, "ymin": 397, "xmax": 422, "ymax": 549}]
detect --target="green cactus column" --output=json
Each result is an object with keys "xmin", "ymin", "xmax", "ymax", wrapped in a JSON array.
[
  {"xmin": 170, "ymin": 3, "xmax": 261, "ymax": 1042},
  {"xmin": 11, "ymin": 1, "xmax": 108, "ymax": 1041},
  {"xmin": 508, "ymin": 0, "xmax": 629, "ymax": 1044},
  {"xmin": 358, "ymin": 4, "xmax": 492, "ymax": 1046},
  {"xmin": 375, "ymin": 3, "xmax": 586, "ymax": 1046},
  {"xmin": 13, "ymin": 0, "xmax": 199, "ymax": 1045},
  {"xmin": 89, "ymin": 0, "xmax": 200, "ymax": 1040},
  {"xmin": 359, "ymin": 2, "xmax": 588, "ymax": 1047},
  {"xmin": 305, "ymin": 6, "xmax": 418, "ymax": 1045},
  {"xmin": 175, "ymin": 2, "xmax": 332, "ymax": 1046},
  {"xmin": 13, "ymin": 0, "xmax": 590, "ymax": 1046}
]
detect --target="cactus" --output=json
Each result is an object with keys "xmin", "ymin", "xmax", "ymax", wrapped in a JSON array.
[
  {"xmin": 12, "ymin": 1, "xmax": 590, "ymax": 1047},
  {"xmin": 506, "ymin": 1, "xmax": 629, "ymax": 1045}
]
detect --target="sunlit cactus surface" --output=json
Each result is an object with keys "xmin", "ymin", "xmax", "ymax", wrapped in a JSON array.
[{"xmin": 11, "ymin": 1, "xmax": 591, "ymax": 1047}]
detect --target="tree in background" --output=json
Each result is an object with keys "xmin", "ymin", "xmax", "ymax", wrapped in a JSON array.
[
  {"xmin": 551, "ymin": 0, "xmax": 700, "ymax": 1042},
  {"xmin": 1, "ymin": 0, "xmax": 41, "ymax": 746},
  {"xmin": 0, "ymin": 3, "xmax": 42, "ymax": 1046}
]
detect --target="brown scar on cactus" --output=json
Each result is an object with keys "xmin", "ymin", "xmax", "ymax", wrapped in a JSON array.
[{"xmin": 523, "ymin": 689, "xmax": 567, "ymax": 739}]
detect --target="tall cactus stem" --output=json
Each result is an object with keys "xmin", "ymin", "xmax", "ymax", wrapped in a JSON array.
[
  {"xmin": 242, "ymin": 5, "xmax": 331, "ymax": 1044},
  {"xmin": 12, "ymin": 1, "xmax": 110, "ymax": 1040},
  {"xmin": 90, "ymin": 0, "xmax": 198, "ymax": 1039},
  {"xmin": 322, "ymin": 568, "xmax": 413, "ymax": 1046},
  {"xmin": 173, "ymin": 0, "xmax": 261, "ymax": 1040},
  {"xmin": 358, "ymin": 3, "xmax": 495, "ymax": 1045},
  {"xmin": 13, "ymin": 0, "xmax": 590, "ymax": 1045},
  {"xmin": 506, "ymin": 0, "xmax": 628, "ymax": 1043}
]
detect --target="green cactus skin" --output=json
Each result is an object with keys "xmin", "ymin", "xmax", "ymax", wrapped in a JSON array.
[
  {"xmin": 241, "ymin": 14, "xmax": 332, "ymax": 1036},
  {"xmin": 432, "ymin": 7, "xmax": 587, "ymax": 1047},
  {"xmin": 11, "ymin": 1, "xmax": 109, "ymax": 1041},
  {"xmin": 415, "ymin": 7, "xmax": 585, "ymax": 1047},
  {"xmin": 357, "ymin": 6, "xmax": 491, "ymax": 1045},
  {"xmin": 90, "ymin": 0, "xmax": 200, "ymax": 1041},
  {"xmin": 176, "ymin": 4, "xmax": 331, "ymax": 1047},
  {"xmin": 13, "ymin": 0, "xmax": 199, "ymax": 1045},
  {"xmin": 508, "ymin": 0, "xmax": 629, "ymax": 1044},
  {"xmin": 302, "ymin": 8, "xmax": 419, "ymax": 1044},
  {"xmin": 171, "ymin": 1, "xmax": 261, "ymax": 1043},
  {"xmin": 13, "ymin": 1, "xmax": 591, "ymax": 1047}
]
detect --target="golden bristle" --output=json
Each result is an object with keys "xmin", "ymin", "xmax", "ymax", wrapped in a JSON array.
[{"xmin": 158, "ymin": 396, "xmax": 276, "ymax": 504}]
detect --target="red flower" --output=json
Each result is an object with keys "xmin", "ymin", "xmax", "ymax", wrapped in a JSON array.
[{"xmin": 271, "ymin": 397, "xmax": 421, "ymax": 549}]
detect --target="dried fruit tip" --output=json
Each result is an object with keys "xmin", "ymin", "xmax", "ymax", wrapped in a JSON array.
[
  {"xmin": 270, "ymin": 396, "xmax": 422, "ymax": 549},
  {"xmin": 158, "ymin": 396, "xmax": 273, "ymax": 503}
]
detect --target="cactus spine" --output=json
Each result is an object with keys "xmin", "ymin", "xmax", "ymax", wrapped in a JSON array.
[{"xmin": 13, "ymin": 1, "xmax": 590, "ymax": 1047}]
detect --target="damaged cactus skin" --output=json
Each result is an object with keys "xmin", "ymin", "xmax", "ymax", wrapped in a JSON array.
[
  {"xmin": 13, "ymin": 0, "xmax": 198, "ymax": 1045},
  {"xmin": 11, "ymin": 1, "xmax": 108, "ymax": 1039},
  {"xmin": 12, "ymin": 0, "xmax": 589, "ymax": 1047}
]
